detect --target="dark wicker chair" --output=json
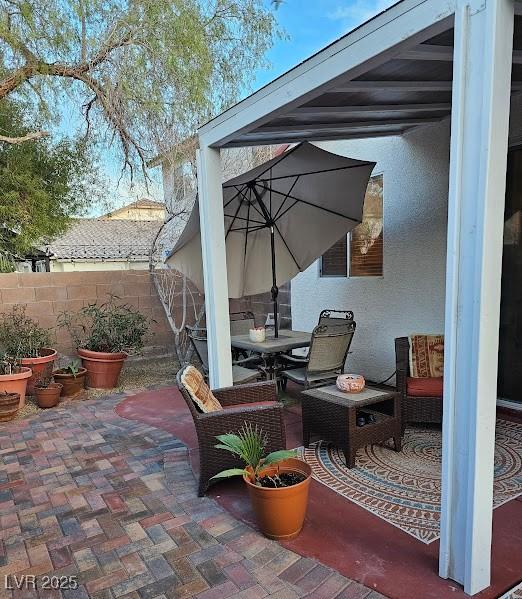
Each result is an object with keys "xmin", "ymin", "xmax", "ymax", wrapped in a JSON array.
[
  {"xmin": 395, "ymin": 337, "xmax": 443, "ymax": 432},
  {"xmin": 176, "ymin": 369, "xmax": 286, "ymax": 496},
  {"xmin": 280, "ymin": 322, "xmax": 356, "ymax": 390}
]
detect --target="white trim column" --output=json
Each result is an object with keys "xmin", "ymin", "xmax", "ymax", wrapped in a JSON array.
[
  {"xmin": 440, "ymin": 0, "xmax": 514, "ymax": 595},
  {"xmin": 196, "ymin": 144, "xmax": 233, "ymax": 388}
]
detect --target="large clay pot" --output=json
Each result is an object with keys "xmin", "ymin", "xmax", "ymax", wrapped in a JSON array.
[
  {"xmin": 78, "ymin": 349, "xmax": 127, "ymax": 389},
  {"xmin": 0, "ymin": 367, "xmax": 32, "ymax": 408},
  {"xmin": 21, "ymin": 348, "xmax": 58, "ymax": 395},
  {"xmin": 35, "ymin": 383, "xmax": 62, "ymax": 408},
  {"xmin": 0, "ymin": 392, "xmax": 21, "ymax": 422},
  {"xmin": 53, "ymin": 368, "xmax": 87, "ymax": 398},
  {"xmin": 244, "ymin": 457, "xmax": 311, "ymax": 540}
]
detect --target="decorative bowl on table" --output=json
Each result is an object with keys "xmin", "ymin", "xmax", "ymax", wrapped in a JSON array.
[
  {"xmin": 336, "ymin": 374, "xmax": 365, "ymax": 393},
  {"xmin": 249, "ymin": 327, "xmax": 266, "ymax": 343}
]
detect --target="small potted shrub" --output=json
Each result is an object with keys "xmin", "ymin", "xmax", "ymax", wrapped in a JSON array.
[
  {"xmin": 0, "ymin": 353, "xmax": 32, "ymax": 408},
  {"xmin": 34, "ymin": 377, "xmax": 62, "ymax": 408},
  {"xmin": 0, "ymin": 391, "xmax": 21, "ymax": 421},
  {"xmin": 58, "ymin": 298, "xmax": 150, "ymax": 389},
  {"xmin": 0, "ymin": 305, "xmax": 57, "ymax": 396},
  {"xmin": 53, "ymin": 359, "xmax": 87, "ymax": 398},
  {"xmin": 212, "ymin": 424, "xmax": 312, "ymax": 540}
]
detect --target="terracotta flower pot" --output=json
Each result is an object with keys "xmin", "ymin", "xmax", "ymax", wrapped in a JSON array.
[
  {"xmin": 35, "ymin": 383, "xmax": 62, "ymax": 408},
  {"xmin": 0, "ymin": 367, "xmax": 32, "ymax": 408},
  {"xmin": 21, "ymin": 348, "xmax": 58, "ymax": 395},
  {"xmin": 0, "ymin": 392, "xmax": 21, "ymax": 422},
  {"xmin": 243, "ymin": 458, "xmax": 312, "ymax": 540},
  {"xmin": 53, "ymin": 368, "xmax": 87, "ymax": 398},
  {"xmin": 78, "ymin": 348, "xmax": 127, "ymax": 389}
]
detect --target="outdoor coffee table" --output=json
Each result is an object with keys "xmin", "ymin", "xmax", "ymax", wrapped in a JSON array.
[
  {"xmin": 230, "ymin": 330, "xmax": 312, "ymax": 380},
  {"xmin": 302, "ymin": 385, "xmax": 402, "ymax": 468}
]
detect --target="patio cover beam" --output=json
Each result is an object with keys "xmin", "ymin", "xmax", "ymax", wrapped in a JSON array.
[
  {"xmin": 440, "ymin": 0, "xmax": 514, "ymax": 594},
  {"xmin": 287, "ymin": 104, "xmax": 452, "ymax": 117},
  {"xmin": 399, "ymin": 43, "xmax": 522, "ymax": 62},
  {"xmin": 255, "ymin": 117, "xmax": 444, "ymax": 135}
]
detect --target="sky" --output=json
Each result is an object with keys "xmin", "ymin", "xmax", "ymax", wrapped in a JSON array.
[{"xmin": 91, "ymin": 0, "xmax": 398, "ymax": 215}]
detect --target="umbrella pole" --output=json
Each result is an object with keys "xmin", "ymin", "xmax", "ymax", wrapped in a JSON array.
[{"xmin": 270, "ymin": 225, "xmax": 279, "ymax": 338}]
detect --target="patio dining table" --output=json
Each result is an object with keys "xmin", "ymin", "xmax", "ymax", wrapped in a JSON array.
[{"xmin": 230, "ymin": 329, "xmax": 312, "ymax": 380}]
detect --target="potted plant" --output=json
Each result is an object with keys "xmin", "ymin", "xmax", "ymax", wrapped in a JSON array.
[
  {"xmin": 212, "ymin": 424, "xmax": 312, "ymax": 540},
  {"xmin": 53, "ymin": 359, "xmax": 87, "ymax": 398},
  {"xmin": 0, "ymin": 391, "xmax": 21, "ymax": 421},
  {"xmin": 58, "ymin": 298, "xmax": 150, "ymax": 389},
  {"xmin": 0, "ymin": 352, "xmax": 32, "ymax": 408},
  {"xmin": 34, "ymin": 377, "xmax": 62, "ymax": 408},
  {"xmin": 0, "ymin": 305, "xmax": 57, "ymax": 395}
]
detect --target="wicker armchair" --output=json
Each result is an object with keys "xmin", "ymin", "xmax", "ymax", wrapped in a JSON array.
[
  {"xmin": 186, "ymin": 325, "xmax": 260, "ymax": 385},
  {"xmin": 280, "ymin": 322, "xmax": 355, "ymax": 390},
  {"xmin": 395, "ymin": 337, "xmax": 443, "ymax": 431},
  {"xmin": 176, "ymin": 369, "xmax": 286, "ymax": 496}
]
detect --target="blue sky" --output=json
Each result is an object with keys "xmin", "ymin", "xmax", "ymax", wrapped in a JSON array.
[
  {"xmin": 255, "ymin": 0, "xmax": 397, "ymax": 89},
  {"xmin": 96, "ymin": 0, "xmax": 397, "ymax": 215}
]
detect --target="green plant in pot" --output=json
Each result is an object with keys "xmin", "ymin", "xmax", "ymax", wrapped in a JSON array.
[
  {"xmin": 212, "ymin": 424, "xmax": 312, "ymax": 540},
  {"xmin": 0, "ymin": 351, "xmax": 29, "ymax": 419},
  {"xmin": 0, "ymin": 305, "xmax": 56, "ymax": 398},
  {"xmin": 34, "ymin": 376, "xmax": 62, "ymax": 409},
  {"xmin": 58, "ymin": 297, "xmax": 150, "ymax": 389},
  {"xmin": 53, "ymin": 359, "xmax": 87, "ymax": 398}
]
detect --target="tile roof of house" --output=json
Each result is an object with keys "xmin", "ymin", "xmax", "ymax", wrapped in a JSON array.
[{"xmin": 41, "ymin": 219, "xmax": 163, "ymax": 261}]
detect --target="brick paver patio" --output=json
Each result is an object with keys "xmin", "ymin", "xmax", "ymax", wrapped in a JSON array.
[{"xmin": 0, "ymin": 392, "xmax": 386, "ymax": 599}]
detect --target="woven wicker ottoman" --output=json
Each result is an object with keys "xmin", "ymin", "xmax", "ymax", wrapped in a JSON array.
[{"xmin": 302, "ymin": 385, "xmax": 402, "ymax": 468}]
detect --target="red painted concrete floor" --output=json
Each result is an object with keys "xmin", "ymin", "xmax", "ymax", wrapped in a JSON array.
[{"xmin": 115, "ymin": 386, "xmax": 522, "ymax": 599}]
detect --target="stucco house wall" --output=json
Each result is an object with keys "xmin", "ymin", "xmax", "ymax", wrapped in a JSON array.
[
  {"xmin": 292, "ymin": 92, "xmax": 522, "ymax": 383},
  {"xmin": 292, "ymin": 120, "xmax": 451, "ymax": 382},
  {"xmin": 50, "ymin": 260, "xmax": 151, "ymax": 272}
]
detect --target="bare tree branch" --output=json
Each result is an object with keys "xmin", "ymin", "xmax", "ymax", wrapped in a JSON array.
[{"xmin": 0, "ymin": 130, "xmax": 49, "ymax": 143}]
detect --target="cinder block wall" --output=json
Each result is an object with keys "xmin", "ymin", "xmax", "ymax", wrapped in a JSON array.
[
  {"xmin": 229, "ymin": 282, "xmax": 292, "ymax": 330},
  {"xmin": 0, "ymin": 271, "xmax": 176, "ymax": 357}
]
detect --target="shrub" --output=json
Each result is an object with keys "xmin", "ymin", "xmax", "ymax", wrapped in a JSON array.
[
  {"xmin": 0, "ymin": 305, "xmax": 51, "ymax": 359},
  {"xmin": 57, "ymin": 298, "xmax": 150, "ymax": 354}
]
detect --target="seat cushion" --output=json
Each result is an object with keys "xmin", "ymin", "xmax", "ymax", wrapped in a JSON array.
[
  {"xmin": 181, "ymin": 365, "xmax": 222, "ymax": 413},
  {"xmin": 407, "ymin": 376, "xmax": 443, "ymax": 397},
  {"xmin": 225, "ymin": 401, "xmax": 278, "ymax": 410}
]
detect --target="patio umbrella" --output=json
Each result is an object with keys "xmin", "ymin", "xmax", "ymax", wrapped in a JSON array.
[{"xmin": 167, "ymin": 142, "xmax": 375, "ymax": 337}]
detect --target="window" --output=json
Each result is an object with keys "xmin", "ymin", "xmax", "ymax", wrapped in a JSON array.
[
  {"xmin": 320, "ymin": 174, "xmax": 383, "ymax": 278},
  {"xmin": 320, "ymin": 234, "xmax": 347, "ymax": 277}
]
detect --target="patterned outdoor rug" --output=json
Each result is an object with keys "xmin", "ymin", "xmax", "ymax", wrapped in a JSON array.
[
  {"xmin": 298, "ymin": 419, "xmax": 522, "ymax": 544},
  {"xmin": 500, "ymin": 581, "xmax": 522, "ymax": 599}
]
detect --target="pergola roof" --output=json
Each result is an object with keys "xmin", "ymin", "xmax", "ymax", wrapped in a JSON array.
[{"xmin": 199, "ymin": 0, "xmax": 522, "ymax": 149}]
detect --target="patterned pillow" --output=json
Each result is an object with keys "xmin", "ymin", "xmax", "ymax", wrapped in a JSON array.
[
  {"xmin": 181, "ymin": 365, "xmax": 222, "ymax": 413},
  {"xmin": 408, "ymin": 334, "xmax": 444, "ymax": 378}
]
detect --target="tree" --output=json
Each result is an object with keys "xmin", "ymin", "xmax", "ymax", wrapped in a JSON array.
[
  {"xmin": 0, "ymin": 99, "xmax": 100, "ymax": 257},
  {"xmin": 0, "ymin": 0, "xmax": 281, "ymax": 179}
]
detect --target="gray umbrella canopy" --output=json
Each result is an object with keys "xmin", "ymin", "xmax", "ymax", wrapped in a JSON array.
[{"xmin": 167, "ymin": 142, "xmax": 375, "ymax": 330}]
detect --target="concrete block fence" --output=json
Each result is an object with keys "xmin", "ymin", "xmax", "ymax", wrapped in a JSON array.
[
  {"xmin": 0, "ymin": 271, "xmax": 176, "ymax": 357},
  {"xmin": 0, "ymin": 271, "xmax": 292, "ymax": 359}
]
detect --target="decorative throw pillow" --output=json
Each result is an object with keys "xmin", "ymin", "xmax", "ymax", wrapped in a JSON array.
[
  {"xmin": 408, "ymin": 334, "xmax": 444, "ymax": 378},
  {"xmin": 181, "ymin": 365, "xmax": 222, "ymax": 413}
]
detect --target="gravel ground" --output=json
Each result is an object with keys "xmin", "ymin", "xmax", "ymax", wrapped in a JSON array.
[{"xmin": 13, "ymin": 354, "xmax": 180, "ymax": 420}]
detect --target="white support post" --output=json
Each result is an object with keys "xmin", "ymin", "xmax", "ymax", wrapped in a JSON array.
[
  {"xmin": 196, "ymin": 145, "xmax": 233, "ymax": 389},
  {"xmin": 440, "ymin": 0, "xmax": 514, "ymax": 595}
]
